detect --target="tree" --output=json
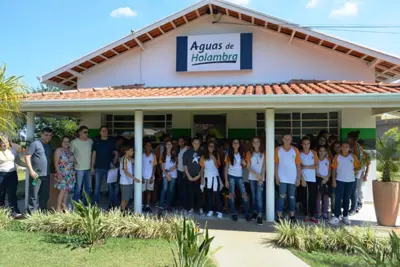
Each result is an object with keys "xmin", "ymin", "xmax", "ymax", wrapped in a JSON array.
[
  {"xmin": 14, "ymin": 84, "xmax": 79, "ymax": 140},
  {"xmin": 35, "ymin": 116, "xmax": 79, "ymax": 138},
  {"xmin": 31, "ymin": 84, "xmax": 79, "ymax": 138},
  {"xmin": 0, "ymin": 64, "xmax": 27, "ymax": 136}
]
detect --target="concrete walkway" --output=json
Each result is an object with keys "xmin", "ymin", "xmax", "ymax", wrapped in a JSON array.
[{"xmin": 197, "ymin": 219, "xmax": 309, "ymax": 267}]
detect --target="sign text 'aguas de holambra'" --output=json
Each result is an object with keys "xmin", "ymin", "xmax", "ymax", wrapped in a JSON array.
[{"xmin": 176, "ymin": 33, "xmax": 252, "ymax": 72}]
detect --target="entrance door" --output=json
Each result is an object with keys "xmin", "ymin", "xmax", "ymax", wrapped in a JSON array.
[{"xmin": 193, "ymin": 114, "xmax": 227, "ymax": 141}]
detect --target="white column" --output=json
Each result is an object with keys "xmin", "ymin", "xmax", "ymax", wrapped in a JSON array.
[
  {"xmin": 25, "ymin": 112, "xmax": 35, "ymax": 212},
  {"xmin": 265, "ymin": 109, "xmax": 275, "ymax": 222},
  {"xmin": 26, "ymin": 112, "xmax": 35, "ymax": 141},
  {"xmin": 134, "ymin": 110, "xmax": 143, "ymax": 214}
]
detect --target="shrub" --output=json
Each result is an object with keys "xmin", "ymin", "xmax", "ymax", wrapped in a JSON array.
[
  {"xmin": 354, "ymin": 230, "xmax": 400, "ymax": 266},
  {"xmin": 23, "ymin": 210, "xmax": 83, "ymax": 235},
  {"xmin": 72, "ymin": 195, "xmax": 104, "ymax": 252},
  {"xmin": 170, "ymin": 218, "xmax": 215, "ymax": 267},
  {"xmin": 0, "ymin": 208, "xmax": 12, "ymax": 229},
  {"xmin": 101, "ymin": 209, "xmax": 183, "ymax": 239},
  {"xmin": 274, "ymin": 222, "xmax": 386, "ymax": 254},
  {"xmin": 22, "ymin": 209, "xmax": 186, "ymax": 240}
]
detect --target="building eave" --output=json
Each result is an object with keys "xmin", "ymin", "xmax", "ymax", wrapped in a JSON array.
[{"xmin": 22, "ymin": 93, "xmax": 400, "ymax": 112}]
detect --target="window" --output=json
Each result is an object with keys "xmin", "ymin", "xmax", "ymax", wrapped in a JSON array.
[
  {"xmin": 104, "ymin": 114, "xmax": 172, "ymax": 142},
  {"xmin": 256, "ymin": 112, "xmax": 339, "ymax": 145}
]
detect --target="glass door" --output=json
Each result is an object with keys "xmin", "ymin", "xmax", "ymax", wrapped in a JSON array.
[{"xmin": 193, "ymin": 114, "xmax": 227, "ymax": 141}]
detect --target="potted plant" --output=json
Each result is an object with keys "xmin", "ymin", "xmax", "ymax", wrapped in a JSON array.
[{"xmin": 373, "ymin": 130, "xmax": 400, "ymax": 227}]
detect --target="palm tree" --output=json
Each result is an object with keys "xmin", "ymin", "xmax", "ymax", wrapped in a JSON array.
[
  {"xmin": 377, "ymin": 130, "xmax": 400, "ymax": 182},
  {"xmin": 0, "ymin": 64, "xmax": 27, "ymax": 135}
]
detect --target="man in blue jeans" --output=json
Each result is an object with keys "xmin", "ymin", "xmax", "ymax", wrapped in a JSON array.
[
  {"xmin": 91, "ymin": 126, "xmax": 118, "ymax": 207},
  {"xmin": 70, "ymin": 126, "xmax": 93, "ymax": 204},
  {"xmin": 275, "ymin": 133, "xmax": 302, "ymax": 224}
]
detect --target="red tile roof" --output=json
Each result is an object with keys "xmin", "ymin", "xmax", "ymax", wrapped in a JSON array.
[{"xmin": 25, "ymin": 81, "xmax": 400, "ymax": 101}]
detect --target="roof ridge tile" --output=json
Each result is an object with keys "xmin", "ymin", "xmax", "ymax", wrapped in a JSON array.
[
  {"xmin": 42, "ymin": 91, "xmax": 61, "ymax": 95},
  {"xmin": 77, "ymin": 88, "xmax": 94, "ymax": 92}
]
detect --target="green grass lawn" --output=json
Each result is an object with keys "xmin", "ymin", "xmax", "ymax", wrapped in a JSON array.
[
  {"xmin": 291, "ymin": 249, "xmax": 365, "ymax": 267},
  {"xmin": 0, "ymin": 229, "xmax": 215, "ymax": 267}
]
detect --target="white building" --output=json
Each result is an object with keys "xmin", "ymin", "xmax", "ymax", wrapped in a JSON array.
[{"xmin": 23, "ymin": 0, "xmax": 400, "ymax": 220}]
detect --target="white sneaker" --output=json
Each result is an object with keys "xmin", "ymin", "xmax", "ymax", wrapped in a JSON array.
[
  {"xmin": 207, "ymin": 211, "xmax": 214, "ymax": 217},
  {"xmin": 343, "ymin": 216, "xmax": 351, "ymax": 225},
  {"xmin": 217, "ymin": 212, "xmax": 223, "ymax": 219},
  {"xmin": 329, "ymin": 217, "xmax": 340, "ymax": 225}
]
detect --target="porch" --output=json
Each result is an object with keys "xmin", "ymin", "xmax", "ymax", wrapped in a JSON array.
[{"xmin": 22, "ymin": 82, "xmax": 400, "ymax": 222}]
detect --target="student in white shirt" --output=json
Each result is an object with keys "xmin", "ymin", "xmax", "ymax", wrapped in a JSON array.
[
  {"xmin": 224, "ymin": 139, "xmax": 250, "ymax": 222},
  {"xmin": 176, "ymin": 136, "xmax": 188, "ymax": 209},
  {"xmin": 299, "ymin": 136, "xmax": 319, "ymax": 223},
  {"xmin": 159, "ymin": 140, "xmax": 178, "ymax": 211},
  {"xmin": 275, "ymin": 132, "xmax": 302, "ymax": 224},
  {"xmin": 142, "ymin": 141, "xmax": 157, "ymax": 213},
  {"xmin": 330, "ymin": 141, "xmax": 360, "ymax": 225},
  {"xmin": 246, "ymin": 137, "xmax": 266, "ymax": 226},
  {"xmin": 119, "ymin": 145, "xmax": 140, "ymax": 211},
  {"xmin": 315, "ymin": 146, "xmax": 331, "ymax": 220},
  {"xmin": 200, "ymin": 141, "xmax": 223, "ymax": 219}
]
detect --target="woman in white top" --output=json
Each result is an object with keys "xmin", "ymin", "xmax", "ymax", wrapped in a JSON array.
[
  {"xmin": 0, "ymin": 136, "xmax": 26, "ymax": 216},
  {"xmin": 159, "ymin": 140, "xmax": 178, "ymax": 211},
  {"xmin": 200, "ymin": 141, "xmax": 222, "ymax": 219},
  {"xmin": 246, "ymin": 137, "xmax": 266, "ymax": 226},
  {"xmin": 224, "ymin": 139, "xmax": 250, "ymax": 222},
  {"xmin": 299, "ymin": 136, "xmax": 319, "ymax": 224}
]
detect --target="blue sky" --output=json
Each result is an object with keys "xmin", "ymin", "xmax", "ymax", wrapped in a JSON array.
[{"xmin": 1, "ymin": 0, "xmax": 399, "ymax": 88}]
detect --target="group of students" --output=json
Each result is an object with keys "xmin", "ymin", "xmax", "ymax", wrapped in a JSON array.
[
  {"xmin": 117, "ymin": 134, "xmax": 267, "ymax": 225},
  {"xmin": 0, "ymin": 124, "xmax": 370, "ymax": 227},
  {"xmin": 118, "ymin": 128, "xmax": 370, "ymax": 226},
  {"xmin": 275, "ymin": 130, "xmax": 370, "ymax": 225}
]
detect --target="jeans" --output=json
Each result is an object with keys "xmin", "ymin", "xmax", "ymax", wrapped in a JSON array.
[
  {"xmin": 28, "ymin": 175, "xmax": 50, "ymax": 212},
  {"xmin": 159, "ymin": 177, "xmax": 177, "ymax": 208},
  {"xmin": 334, "ymin": 181, "xmax": 355, "ymax": 218},
  {"xmin": 228, "ymin": 175, "xmax": 249, "ymax": 215},
  {"xmin": 108, "ymin": 182, "xmax": 120, "ymax": 207},
  {"xmin": 350, "ymin": 179, "xmax": 359, "ymax": 211},
  {"xmin": 94, "ymin": 169, "xmax": 119, "ymax": 206},
  {"xmin": 277, "ymin": 182, "xmax": 296, "ymax": 213},
  {"xmin": 74, "ymin": 170, "xmax": 92, "ymax": 204},
  {"xmin": 0, "ymin": 171, "xmax": 20, "ymax": 213},
  {"xmin": 250, "ymin": 180, "xmax": 264, "ymax": 216}
]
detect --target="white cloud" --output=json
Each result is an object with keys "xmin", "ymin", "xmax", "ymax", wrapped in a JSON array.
[
  {"xmin": 306, "ymin": 0, "xmax": 320, "ymax": 8},
  {"xmin": 330, "ymin": 2, "xmax": 359, "ymax": 17},
  {"xmin": 225, "ymin": 0, "xmax": 251, "ymax": 6},
  {"xmin": 110, "ymin": 7, "xmax": 137, "ymax": 18}
]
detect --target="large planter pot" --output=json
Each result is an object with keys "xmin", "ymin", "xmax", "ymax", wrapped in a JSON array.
[{"xmin": 373, "ymin": 180, "xmax": 400, "ymax": 226}]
